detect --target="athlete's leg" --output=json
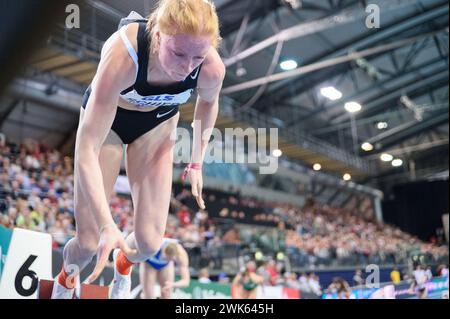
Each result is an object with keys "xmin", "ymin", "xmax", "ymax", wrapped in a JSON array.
[
  {"xmin": 248, "ymin": 288, "xmax": 258, "ymax": 299},
  {"xmin": 139, "ymin": 262, "xmax": 158, "ymax": 299},
  {"xmin": 158, "ymin": 262, "xmax": 175, "ymax": 299},
  {"xmin": 60, "ymin": 108, "xmax": 123, "ymax": 282},
  {"xmin": 122, "ymin": 113, "xmax": 180, "ymax": 263}
]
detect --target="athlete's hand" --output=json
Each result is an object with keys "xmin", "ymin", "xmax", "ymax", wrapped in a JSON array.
[
  {"xmin": 189, "ymin": 168, "xmax": 205, "ymax": 210},
  {"xmin": 162, "ymin": 281, "xmax": 174, "ymax": 293},
  {"xmin": 87, "ymin": 224, "xmax": 136, "ymax": 284},
  {"xmin": 182, "ymin": 163, "xmax": 205, "ymax": 210}
]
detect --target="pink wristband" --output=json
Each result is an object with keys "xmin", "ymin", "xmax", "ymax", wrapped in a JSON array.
[{"xmin": 181, "ymin": 163, "xmax": 202, "ymax": 182}]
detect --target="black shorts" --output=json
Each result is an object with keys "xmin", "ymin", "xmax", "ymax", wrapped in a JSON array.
[
  {"xmin": 81, "ymin": 88, "xmax": 179, "ymax": 145},
  {"xmin": 418, "ymin": 286, "xmax": 426, "ymax": 293}
]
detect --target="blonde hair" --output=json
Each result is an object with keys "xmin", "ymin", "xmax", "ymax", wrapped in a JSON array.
[
  {"xmin": 164, "ymin": 242, "xmax": 179, "ymax": 259},
  {"xmin": 199, "ymin": 268, "xmax": 209, "ymax": 277},
  {"xmin": 148, "ymin": 0, "xmax": 221, "ymax": 49}
]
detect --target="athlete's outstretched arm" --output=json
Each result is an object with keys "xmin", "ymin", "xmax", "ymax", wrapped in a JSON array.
[
  {"xmin": 232, "ymin": 272, "xmax": 242, "ymax": 286},
  {"xmin": 75, "ymin": 30, "xmax": 137, "ymax": 283},
  {"xmin": 163, "ymin": 246, "xmax": 190, "ymax": 290},
  {"xmin": 188, "ymin": 49, "xmax": 225, "ymax": 209}
]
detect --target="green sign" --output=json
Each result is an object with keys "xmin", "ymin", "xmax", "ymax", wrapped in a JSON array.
[
  {"xmin": 172, "ymin": 280, "xmax": 231, "ymax": 299},
  {"xmin": 0, "ymin": 225, "xmax": 13, "ymax": 277}
]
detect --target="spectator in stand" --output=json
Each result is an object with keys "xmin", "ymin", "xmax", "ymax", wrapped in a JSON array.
[
  {"xmin": 352, "ymin": 269, "xmax": 364, "ymax": 286},
  {"xmin": 308, "ymin": 273, "xmax": 322, "ymax": 297},
  {"xmin": 330, "ymin": 277, "xmax": 352, "ymax": 299},
  {"xmin": 222, "ymin": 225, "xmax": 241, "ymax": 245},
  {"xmin": 176, "ymin": 205, "xmax": 191, "ymax": 227},
  {"xmin": 425, "ymin": 265, "xmax": 433, "ymax": 281},
  {"xmin": 193, "ymin": 209, "xmax": 208, "ymax": 227},
  {"xmin": 284, "ymin": 272, "xmax": 300, "ymax": 290},
  {"xmin": 390, "ymin": 267, "xmax": 401, "ymax": 284},
  {"xmin": 217, "ymin": 272, "xmax": 230, "ymax": 284},
  {"xmin": 48, "ymin": 219, "xmax": 70, "ymax": 247},
  {"xmin": 264, "ymin": 259, "xmax": 280, "ymax": 286},
  {"xmin": 298, "ymin": 272, "xmax": 310, "ymax": 293},
  {"xmin": 412, "ymin": 264, "xmax": 429, "ymax": 299},
  {"xmin": 437, "ymin": 264, "xmax": 448, "ymax": 277},
  {"xmin": 228, "ymin": 195, "xmax": 239, "ymax": 205},
  {"xmin": 198, "ymin": 267, "xmax": 212, "ymax": 284},
  {"xmin": 207, "ymin": 235, "xmax": 223, "ymax": 269}
]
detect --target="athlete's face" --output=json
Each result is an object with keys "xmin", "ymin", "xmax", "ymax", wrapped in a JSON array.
[
  {"xmin": 157, "ymin": 32, "xmax": 211, "ymax": 81},
  {"xmin": 246, "ymin": 261, "xmax": 256, "ymax": 272}
]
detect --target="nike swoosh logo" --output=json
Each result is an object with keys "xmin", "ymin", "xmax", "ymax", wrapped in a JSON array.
[
  {"xmin": 156, "ymin": 108, "xmax": 175, "ymax": 118},
  {"xmin": 190, "ymin": 67, "xmax": 200, "ymax": 80}
]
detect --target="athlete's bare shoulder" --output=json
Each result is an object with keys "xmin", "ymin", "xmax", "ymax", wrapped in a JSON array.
[
  {"xmin": 198, "ymin": 47, "xmax": 225, "ymax": 89},
  {"xmin": 197, "ymin": 48, "xmax": 225, "ymax": 102},
  {"xmin": 121, "ymin": 22, "xmax": 140, "ymax": 54},
  {"xmin": 91, "ymin": 23, "xmax": 140, "ymax": 93}
]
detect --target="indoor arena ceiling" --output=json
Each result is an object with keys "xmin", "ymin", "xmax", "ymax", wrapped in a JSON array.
[{"xmin": 1, "ymin": 0, "xmax": 448, "ymax": 184}]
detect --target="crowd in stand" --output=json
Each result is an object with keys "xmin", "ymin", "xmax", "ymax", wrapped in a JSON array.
[
  {"xmin": 1, "ymin": 137, "xmax": 448, "ymax": 292},
  {"xmin": 283, "ymin": 202, "xmax": 449, "ymax": 267}
]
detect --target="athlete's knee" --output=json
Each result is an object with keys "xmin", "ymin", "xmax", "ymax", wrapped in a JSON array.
[
  {"xmin": 141, "ymin": 286, "xmax": 155, "ymax": 299},
  {"xmin": 135, "ymin": 233, "xmax": 163, "ymax": 259},
  {"xmin": 136, "ymin": 240, "xmax": 161, "ymax": 258}
]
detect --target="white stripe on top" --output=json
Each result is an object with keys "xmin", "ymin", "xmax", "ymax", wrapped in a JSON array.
[{"xmin": 119, "ymin": 26, "xmax": 139, "ymax": 77}]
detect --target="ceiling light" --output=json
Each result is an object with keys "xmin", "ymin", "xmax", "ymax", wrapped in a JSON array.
[
  {"xmin": 320, "ymin": 86, "xmax": 342, "ymax": 100},
  {"xmin": 380, "ymin": 153, "xmax": 393, "ymax": 162},
  {"xmin": 377, "ymin": 122, "xmax": 388, "ymax": 130},
  {"xmin": 361, "ymin": 142, "xmax": 374, "ymax": 151},
  {"xmin": 392, "ymin": 159, "xmax": 403, "ymax": 167},
  {"xmin": 345, "ymin": 102, "xmax": 362, "ymax": 113},
  {"xmin": 280, "ymin": 59, "xmax": 298, "ymax": 71}
]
